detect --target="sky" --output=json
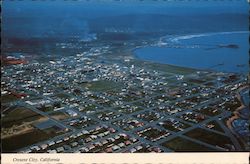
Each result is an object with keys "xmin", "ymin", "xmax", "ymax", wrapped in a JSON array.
[
  {"xmin": 2, "ymin": 0, "xmax": 248, "ymax": 38},
  {"xmin": 3, "ymin": 0, "xmax": 249, "ymax": 18}
]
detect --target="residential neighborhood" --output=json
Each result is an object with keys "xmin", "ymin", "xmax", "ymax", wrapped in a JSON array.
[{"xmin": 1, "ymin": 48, "xmax": 249, "ymax": 152}]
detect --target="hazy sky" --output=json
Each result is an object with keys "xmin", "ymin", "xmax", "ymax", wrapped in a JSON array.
[
  {"xmin": 3, "ymin": 0, "xmax": 248, "ymax": 18},
  {"xmin": 3, "ymin": 1, "xmax": 248, "ymax": 38}
]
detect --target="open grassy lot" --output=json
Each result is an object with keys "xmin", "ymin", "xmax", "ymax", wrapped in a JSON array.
[
  {"xmin": 2, "ymin": 128, "xmax": 48, "ymax": 152},
  {"xmin": 162, "ymin": 136, "xmax": 215, "ymax": 152},
  {"xmin": 1, "ymin": 94, "xmax": 19, "ymax": 104},
  {"xmin": 184, "ymin": 128, "xmax": 233, "ymax": 149},
  {"xmin": 0, "ymin": 105, "xmax": 66, "ymax": 152},
  {"xmin": 204, "ymin": 121, "xmax": 225, "ymax": 133},
  {"xmin": 2, "ymin": 126, "xmax": 65, "ymax": 152},
  {"xmin": 56, "ymin": 93, "xmax": 71, "ymax": 99},
  {"xmin": 81, "ymin": 80, "xmax": 124, "ymax": 92},
  {"xmin": 50, "ymin": 111, "xmax": 70, "ymax": 121},
  {"xmin": 2, "ymin": 106, "xmax": 44, "ymax": 128}
]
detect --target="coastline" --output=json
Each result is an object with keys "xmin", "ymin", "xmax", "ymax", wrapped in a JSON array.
[
  {"xmin": 165, "ymin": 31, "xmax": 249, "ymax": 43},
  {"xmin": 132, "ymin": 31, "xmax": 249, "ymax": 74},
  {"xmin": 131, "ymin": 46, "xmax": 234, "ymax": 74},
  {"xmin": 226, "ymin": 86, "xmax": 249, "ymax": 140},
  {"xmin": 127, "ymin": 46, "xmax": 198, "ymax": 75}
]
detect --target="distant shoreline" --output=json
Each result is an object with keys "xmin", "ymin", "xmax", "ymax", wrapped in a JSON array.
[{"xmin": 133, "ymin": 31, "xmax": 249, "ymax": 74}]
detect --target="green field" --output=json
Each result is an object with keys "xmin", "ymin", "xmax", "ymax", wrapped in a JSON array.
[
  {"xmin": 50, "ymin": 111, "xmax": 70, "ymax": 121},
  {"xmin": 2, "ymin": 106, "xmax": 43, "ymax": 128},
  {"xmin": 162, "ymin": 136, "xmax": 215, "ymax": 152},
  {"xmin": 81, "ymin": 80, "xmax": 124, "ymax": 91},
  {"xmin": 56, "ymin": 93, "xmax": 71, "ymax": 99},
  {"xmin": 2, "ymin": 127, "xmax": 63, "ymax": 152},
  {"xmin": 1, "ymin": 94, "xmax": 19, "ymax": 104},
  {"xmin": 184, "ymin": 128, "xmax": 233, "ymax": 149}
]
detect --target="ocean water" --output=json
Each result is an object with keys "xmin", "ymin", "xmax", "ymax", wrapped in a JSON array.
[{"xmin": 134, "ymin": 31, "xmax": 249, "ymax": 74}]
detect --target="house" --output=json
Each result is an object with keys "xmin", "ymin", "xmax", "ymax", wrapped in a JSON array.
[
  {"xmin": 112, "ymin": 145, "xmax": 120, "ymax": 151},
  {"xmin": 48, "ymin": 149, "xmax": 57, "ymax": 153},
  {"xmin": 48, "ymin": 141, "xmax": 55, "ymax": 146},
  {"xmin": 118, "ymin": 143, "xmax": 125, "ymax": 148},
  {"xmin": 66, "ymin": 109, "xmax": 78, "ymax": 117},
  {"xmin": 70, "ymin": 142, "xmax": 78, "ymax": 147},
  {"xmin": 130, "ymin": 148, "xmax": 137, "ymax": 153},
  {"xmin": 40, "ymin": 144, "xmax": 48, "ymax": 150},
  {"xmin": 101, "ymin": 139, "xmax": 108, "ymax": 145},
  {"xmin": 56, "ymin": 147, "xmax": 64, "ymax": 153}
]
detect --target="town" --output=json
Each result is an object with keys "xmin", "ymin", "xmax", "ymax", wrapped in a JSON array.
[{"xmin": 1, "ymin": 44, "xmax": 249, "ymax": 153}]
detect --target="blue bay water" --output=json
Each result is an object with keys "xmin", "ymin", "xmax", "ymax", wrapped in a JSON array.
[{"xmin": 134, "ymin": 32, "xmax": 249, "ymax": 74}]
